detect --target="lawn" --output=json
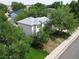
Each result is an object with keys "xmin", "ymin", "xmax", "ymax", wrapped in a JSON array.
[{"xmin": 27, "ymin": 48, "xmax": 48, "ymax": 59}]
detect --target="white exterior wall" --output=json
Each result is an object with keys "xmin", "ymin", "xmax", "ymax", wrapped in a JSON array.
[
  {"xmin": 42, "ymin": 24, "xmax": 45, "ymax": 27},
  {"xmin": 36, "ymin": 26, "xmax": 40, "ymax": 33},
  {"xmin": 32, "ymin": 26, "xmax": 34, "ymax": 35},
  {"xmin": 18, "ymin": 23, "xmax": 32, "ymax": 36},
  {"xmin": 32, "ymin": 25, "xmax": 39, "ymax": 35},
  {"xmin": 18, "ymin": 23, "xmax": 45, "ymax": 36},
  {"xmin": 36, "ymin": 24, "xmax": 45, "ymax": 33}
]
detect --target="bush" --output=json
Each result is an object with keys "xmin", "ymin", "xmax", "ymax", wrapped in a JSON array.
[{"xmin": 31, "ymin": 36, "xmax": 43, "ymax": 49}]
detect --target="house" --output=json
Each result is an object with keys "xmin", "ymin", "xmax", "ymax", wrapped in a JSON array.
[
  {"xmin": 8, "ymin": 10, "xmax": 21, "ymax": 19},
  {"xmin": 7, "ymin": 5, "xmax": 17, "ymax": 18},
  {"xmin": 17, "ymin": 17, "xmax": 49, "ymax": 36},
  {"xmin": 9, "ymin": 12, "xmax": 17, "ymax": 19}
]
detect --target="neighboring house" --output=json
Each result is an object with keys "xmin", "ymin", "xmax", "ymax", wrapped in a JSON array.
[
  {"xmin": 17, "ymin": 17, "xmax": 49, "ymax": 36},
  {"xmin": 8, "ymin": 10, "xmax": 21, "ymax": 19},
  {"xmin": 7, "ymin": 5, "xmax": 21, "ymax": 19},
  {"xmin": 7, "ymin": 5, "xmax": 31, "ymax": 19},
  {"xmin": 7, "ymin": 11, "xmax": 17, "ymax": 24},
  {"xmin": 9, "ymin": 12, "xmax": 17, "ymax": 19}
]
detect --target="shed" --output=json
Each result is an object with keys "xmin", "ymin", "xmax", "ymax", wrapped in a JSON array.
[{"xmin": 17, "ymin": 17, "xmax": 49, "ymax": 36}]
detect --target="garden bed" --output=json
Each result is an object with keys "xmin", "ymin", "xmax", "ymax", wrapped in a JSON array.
[
  {"xmin": 43, "ymin": 38, "xmax": 64, "ymax": 53},
  {"xmin": 43, "ymin": 30, "xmax": 70, "ymax": 53}
]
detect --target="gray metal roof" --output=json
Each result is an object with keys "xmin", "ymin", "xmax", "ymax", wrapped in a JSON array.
[
  {"xmin": 17, "ymin": 17, "xmax": 49, "ymax": 26},
  {"xmin": 10, "ymin": 13, "xmax": 17, "ymax": 18},
  {"xmin": 10, "ymin": 10, "xmax": 21, "ymax": 18}
]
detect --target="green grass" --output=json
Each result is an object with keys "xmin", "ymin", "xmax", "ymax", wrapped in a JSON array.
[{"xmin": 27, "ymin": 48, "xmax": 48, "ymax": 59}]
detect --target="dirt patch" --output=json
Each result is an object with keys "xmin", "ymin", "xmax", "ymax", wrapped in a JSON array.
[{"xmin": 43, "ymin": 38, "xmax": 64, "ymax": 53}]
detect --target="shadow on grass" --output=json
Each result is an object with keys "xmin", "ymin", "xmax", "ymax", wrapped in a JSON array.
[{"xmin": 50, "ymin": 30, "xmax": 70, "ymax": 40}]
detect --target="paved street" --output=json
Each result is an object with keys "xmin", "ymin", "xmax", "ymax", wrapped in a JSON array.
[{"xmin": 58, "ymin": 37, "xmax": 79, "ymax": 59}]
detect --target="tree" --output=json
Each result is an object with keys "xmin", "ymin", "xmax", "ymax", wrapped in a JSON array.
[
  {"xmin": 69, "ymin": 1, "xmax": 78, "ymax": 14},
  {"xmin": 69, "ymin": 1, "xmax": 79, "ymax": 25},
  {"xmin": 15, "ymin": 9, "xmax": 28, "ymax": 21},
  {"xmin": 47, "ymin": 1, "xmax": 63, "ymax": 8},
  {"xmin": 0, "ymin": 16, "xmax": 32, "ymax": 59},
  {"xmin": 51, "ymin": 6, "xmax": 78, "ymax": 33},
  {"xmin": 15, "ymin": 3, "xmax": 48, "ymax": 21},
  {"xmin": 34, "ymin": 3, "xmax": 46, "ymax": 8},
  {"xmin": 28, "ymin": 3, "xmax": 48, "ymax": 17},
  {"xmin": 11, "ymin": 2, "xmax": 26, "ymax": 11},
  {"xmin": 0, "ymin": 3, "xmax": 8, "ymax": 13},
  {"xmin": 0, "ymin": 10, "xmax": 7, "ymax": 21}
]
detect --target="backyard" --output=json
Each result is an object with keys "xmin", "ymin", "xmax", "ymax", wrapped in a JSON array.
[
  {"xmin": 0, "ymin": 0, "xmax": 79, "ymax": 59},
  {"xmin": 27, "ymin": 30, "xmax": 70, "ymax": 59}
]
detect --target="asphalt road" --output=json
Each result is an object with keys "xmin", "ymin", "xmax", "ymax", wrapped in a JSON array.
[{"xmin": 58, "ymin": 37, "xmax": 79, "ymax": 59}]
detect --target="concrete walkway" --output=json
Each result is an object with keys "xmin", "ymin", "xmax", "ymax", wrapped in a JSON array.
[{"xmin": 45, "ymin": 30, "xmax": 79, "ymax": 59}]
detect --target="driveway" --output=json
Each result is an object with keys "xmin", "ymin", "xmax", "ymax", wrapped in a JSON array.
[{"xmin": 58, "ymin": 37, "xmax": 79, "ymax": 59}]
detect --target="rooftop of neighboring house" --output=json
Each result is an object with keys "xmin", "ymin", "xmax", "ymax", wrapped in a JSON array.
[
  {"xmin": 17, "ymin": 17, "xmax": 49, "ymax": 26},
  {"xmin": 8, "ymin": 10, "xmax": 21, "ymax": 18}
]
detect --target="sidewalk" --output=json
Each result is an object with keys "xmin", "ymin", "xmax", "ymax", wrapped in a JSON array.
[{"xmin": 45, "ymin": 29, "xmax": 79, "ymax": 59}]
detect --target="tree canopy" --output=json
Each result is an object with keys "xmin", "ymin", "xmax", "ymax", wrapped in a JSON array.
[
  {"xmin": 11, "ymin": 2, "xmax": 26, "ymax": 11},
  {"xmin": 0, "ymin": 3, "xmax": 8, "ymax": 13},
  {"xmin": 69, "ymin": 1, "xmax": 79, "ymax": 25},
  {"xmin": 15, "ymin": 3, "xmax": 48, "ymax": 21},
  {"xmin": 15, "ymin": 9, "xmax": 28, "ymax": 21},
  {"xmin": 69, "ymin": 1, "xmax": 78, "ymax": 14},
  {"xmin": 28, "ymin": 3, "xmax": 48, "ymax": 17},
  {"xmin": 47, "ymin": 1, "xmax": 63, "ymax": 8},
  {"xmin": 51, "ymin": 6, "xmax": 78, "ymax": 32},
  {"xmin": 0, "ymin": 14, "xmax": 32, "ymax": 59},
  {"xmin": 0, "ymin": 10, "xmax": 7, "ymax": 21}
]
